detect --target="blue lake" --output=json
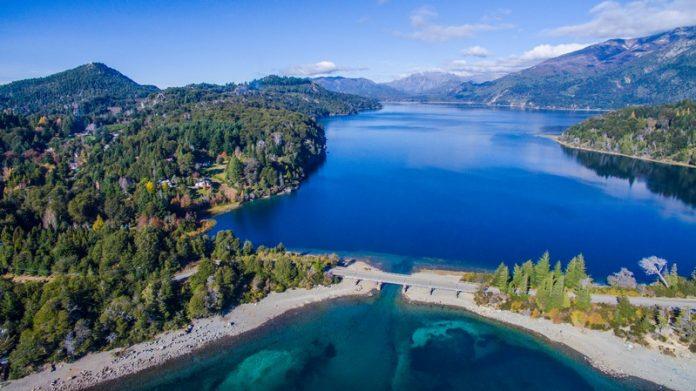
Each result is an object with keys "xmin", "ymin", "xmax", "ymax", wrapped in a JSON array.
[
  {"xmin": 126, "ymin": 104, "xmax": 694, "ymax": 390},
  {"xmin": 213, "ymin": 104, "xmax": 696, "ymax": 279}
]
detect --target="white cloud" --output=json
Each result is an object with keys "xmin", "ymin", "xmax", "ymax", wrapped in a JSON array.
[
  {"xmin": 448, "ymin": 43, "xmax": 589, "ymax": 81},
  {"xmin": 397, "ymin": 6, "xmax": 512, "ymax": 42},
  {"xmin": 518, "ymin": 43, "xmax": 589, "ymax": 61},
  {"xmin": 461, "ymin": 46, "xmax": 491, "ymax": 57},
  {"xmin": 548, "ymin": 0, "xmax": 696, "ymax": 39},
  {"xmin": 284, "ymin": 60, "xmax": 364, "ymax": 77}
]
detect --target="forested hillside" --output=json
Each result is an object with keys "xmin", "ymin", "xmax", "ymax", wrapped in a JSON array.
[
  {"xmin": 0, "ymin": 65, "xmax": 378, "ymax": 378},
  {"xmin": 0, "ymin": 63, "xmax": 159, "ymax": 116},
  {"xmin": 561, "ymin": 100, "xmax": 696, "ymax": 166}
]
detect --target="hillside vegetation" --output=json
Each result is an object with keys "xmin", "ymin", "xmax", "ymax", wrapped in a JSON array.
[
  {"xmin": 0, "ymin": 64, "xmax": 378, "ymax": 378},
  {"xmin": 0, "ymin": 63, "xmax": 159, "ymax": 116},
  {"xmin": 561, "ymin": 100, "xmax": 696, "ymax": 166}
]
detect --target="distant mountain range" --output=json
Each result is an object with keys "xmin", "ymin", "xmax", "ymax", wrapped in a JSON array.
[
  {"xmin": 455, "ymin": 26, "xmax": 696, "ymax": 109},
  {"xmin": 314, "ymin": 71, "xmax": 465, "ymax": 101},
  {"xmin": 3, "ymin": 26, "xmax": 694, "ymax": 113},
  {"xmin": 384, "ymin": 72, "xmax": 467, "ymax": 96},
  {"xmin": 0, "ymin": 63, "xmax": 159, "ymax": 115},
  {"xmin": 316, "ymin": 26, "xmax": 696, "ymax": 110},
  {"xmin": 312, "ymin": 77, "xmax": 407, "ymax": 101}
]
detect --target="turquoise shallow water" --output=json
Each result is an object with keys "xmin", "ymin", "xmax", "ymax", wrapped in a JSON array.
[{"xmin": 117, "ymin": 287, "xmax": 646, "ymax": 391}]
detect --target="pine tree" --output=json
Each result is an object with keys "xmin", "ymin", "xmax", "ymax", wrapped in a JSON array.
[
  {"xmin": 492, "ymin": 262, "xmax": 510, "ymax": 291},
  {"xmin": 225, "ymin": 155, "xmax": 244, "ymax": 185},
  {"xmin": 511, "ymin": 264, "xmax": 529, "ymax": 295},
  {"xmin": 535, "ymin": 275, "xmax": 554, "ymax": 311},
  {"xmin": 533, "ymin": 252, "xmax": 550, "ymax": 288},
  {"xmin": 565, "ymin": 254, "xmax": 588, "ymax": 290},
  {"xmin": 574, "ymin": 284, "xmax": 592, "ymax": 311},
  {"xmin": 553, "ymin": 260, "xmax": 563, "ymax": 279},
  {"xmin": 522, "ymin": 259, "xmax": 534, "ymax": 281},
  {"xmin": 549, "ymin": 275, "xmax": 566, "ymax": 310}
]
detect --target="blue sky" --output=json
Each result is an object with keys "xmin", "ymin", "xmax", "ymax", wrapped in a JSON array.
[{"xmin": 1, "ymin": 0, "xmax": 694, "ymax": 87}]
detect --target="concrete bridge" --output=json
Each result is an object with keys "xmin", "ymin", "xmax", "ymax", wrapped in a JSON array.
[
  {"xmin": 329, "ymin": 266, "xmax": 480, "ymax": 296},
  {"xmin": 330, "ymin": 265, "xmax": 696, "ymax": 309}
]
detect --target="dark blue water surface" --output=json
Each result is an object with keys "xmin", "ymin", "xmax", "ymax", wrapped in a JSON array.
[
  {"xmin": 213, "ymin": 104, "xmax": 696, "ymax": 279},
  {"xmin": 119, "ymin": 287, "xmax": 644, "ymax": 391}
]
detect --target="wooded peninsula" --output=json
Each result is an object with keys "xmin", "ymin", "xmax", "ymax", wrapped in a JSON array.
[
  {"xmin": 560, "ymin": 100, "xmax": 696, "ymax": 167},
  {"xmin": 0, "ymin": 63, "xmax": 379, "ymax": 378}
]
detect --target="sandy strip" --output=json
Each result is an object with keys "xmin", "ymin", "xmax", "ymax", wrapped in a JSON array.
[
  {"xmin": 403, "ymin": 282, "xmax": 696, "ymax": 391},
  {"xmin": 3, "ymin": 273, "xmax": 377, "ymax": 391}
]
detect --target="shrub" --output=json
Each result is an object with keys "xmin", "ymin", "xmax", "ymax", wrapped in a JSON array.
[
  {"xmin": 570, "ymin": 310, "xmax": 588, "ymax": 328},
  {"xmin": 587, "ymin": 312, "xmax": 607, "ymax": 329}
]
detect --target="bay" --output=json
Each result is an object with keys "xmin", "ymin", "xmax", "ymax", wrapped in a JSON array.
[{"xmin": 213, "ymin": 104, "xmax": 696, "ymax": 279}]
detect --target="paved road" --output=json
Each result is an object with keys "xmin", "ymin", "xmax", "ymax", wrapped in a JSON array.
[
  {"xmin": 331, "ymin": 266, "xmax": 696, "ymax": 309},
  {"xmin": 591, "ymin": 294, "xmax": 696, "ymax": 309},
  {"xmin": 330, "ymin": 266, "xmax": 480, "ymax": 293}
]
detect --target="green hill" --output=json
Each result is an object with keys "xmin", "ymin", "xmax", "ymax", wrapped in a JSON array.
[
  {"xmin": 0, "ymin": 62, "xmax": 159, "ymax": 115},
  {"xmin": 248, "ymin": 75, "xmax": 380, "ymax": 117},
  {"xmin": 0, "ymin": 68, "xmax": 379, "ymax": 378},
  {"xmin": 561, "ymin": 100, "xmax": 696, "ymax": 166}
]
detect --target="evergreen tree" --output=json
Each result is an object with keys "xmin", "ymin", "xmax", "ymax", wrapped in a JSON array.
[
  {"xmin": 535, "ymin": 275, "xmax": 554, "ymax": 311},
  {"xmin": 549, "ymin": 275, "xmax": 566, "ymax": 310},
  {"xmin": 533, "ymin": 251, "xmax": 550, "ymax": 287},
  {"xmin": 553, "ymin": 260, "xmax": 563, "ymax": 279},
  {"xmin": 510, "ymin": 264, "xmax": 529, "ymax": 295},
  {"xmin": 565, "ymin": 254, "xmax": 588, "ymax": 290},
  {"xmin": 521, "ymin": 259, "xmax": 534, "ymax": 284},
  {"xmin": 574, "ymin": 283, "xmax": 592, "ymax": 311},
  {"xmin": 491, "ymin": 262, "xmax": 510, "ymax": 291},
  {"xmin": 225, "ymin": 155, "xmax": 244, "ymax": 185}
]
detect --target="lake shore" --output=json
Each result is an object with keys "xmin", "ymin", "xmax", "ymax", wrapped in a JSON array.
[
  {"xmin": 547, "ymin": 134, "xmax": 696, "ymax": 169},
  {"xmin": 402, "ymin": 270, "xmax": 696, "ymax": 391},
  {"xmin": 2, "ymin": 263, "xmax": 378, "ymax": 391}
]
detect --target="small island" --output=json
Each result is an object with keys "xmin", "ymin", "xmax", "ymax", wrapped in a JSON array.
[{"xmin": 558, "ymin": 100, "xmax": 696, "ymax": 168}]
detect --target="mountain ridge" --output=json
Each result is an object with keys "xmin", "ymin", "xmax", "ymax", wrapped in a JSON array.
[
  {"xmin": 384, "ymin": 71, "xmax": 466, "ymax": 96},
  {"xmin": 0, "ymin": 62, "xmax": 160, "ymax": 115},
  {"xmin": 454, "ymin": 26, "xmax": 696, "ymax": 109},
  {"xmin": 315, "ymin": 26, "xmax": 695, "ymax": 109}
]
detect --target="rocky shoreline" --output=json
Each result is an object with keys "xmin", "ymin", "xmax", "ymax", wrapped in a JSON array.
[
  {"xmin": 2, "ymin": 265, "xmax": 378, "ymax": 391},
  {"xmin": 549, "ymin": 135, "xmax": 696, "ymax": 169}
]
